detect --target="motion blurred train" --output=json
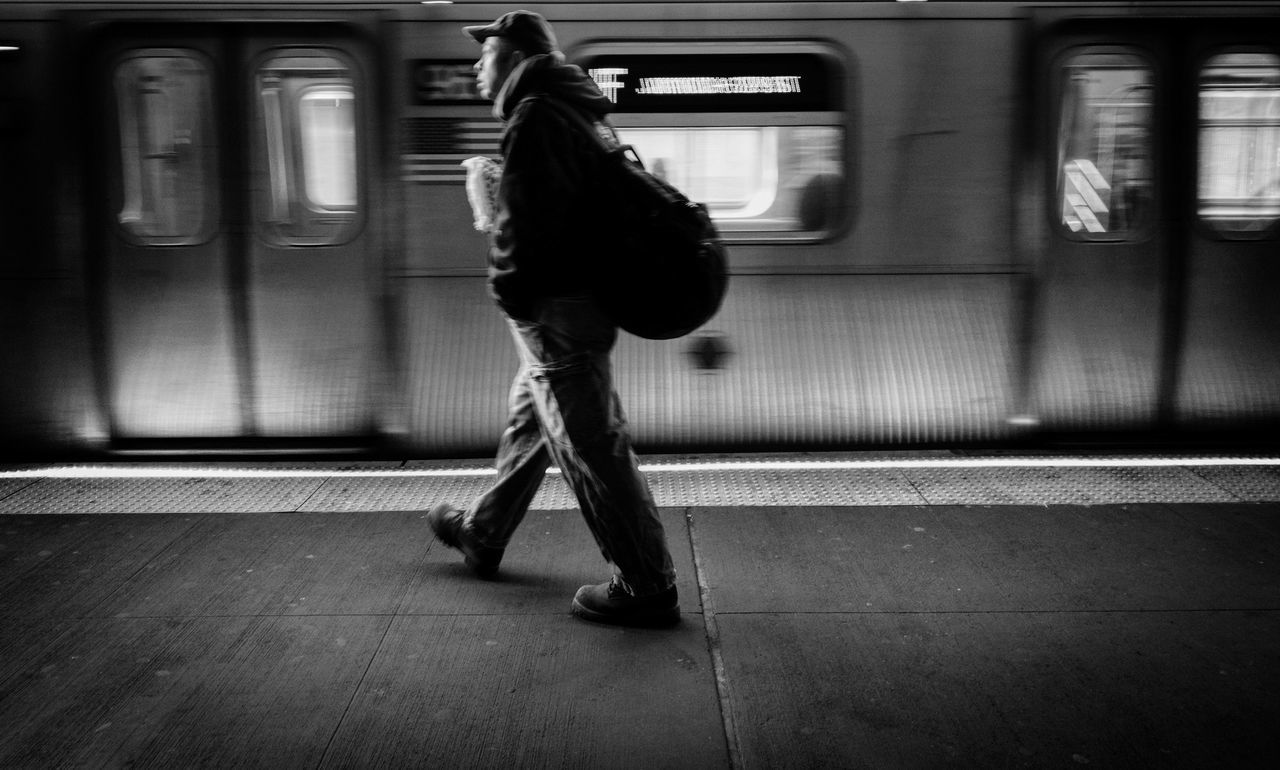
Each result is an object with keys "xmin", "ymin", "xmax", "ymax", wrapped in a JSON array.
[{"xmin": 1, "ymin": 0, "xmax": 1278, "ymax": 457}]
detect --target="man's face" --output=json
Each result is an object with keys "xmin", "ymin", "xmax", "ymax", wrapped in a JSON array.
[{"xmin": 475, "ymin": 37, "xmax": 521, "ymax": 100}]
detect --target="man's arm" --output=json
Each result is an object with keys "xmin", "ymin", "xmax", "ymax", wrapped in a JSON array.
[{"xmin": 489, "ymin": 99, "xmax": 583, "ymax": 316}]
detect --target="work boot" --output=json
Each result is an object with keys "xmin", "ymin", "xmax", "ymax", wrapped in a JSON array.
[
  {"xmin": 426, "ymin": 503, "xmax": 504, "ymax": 579},
  {"xmin": 571, "ymin": 577, "xmax": 680, "ymax": 628}
]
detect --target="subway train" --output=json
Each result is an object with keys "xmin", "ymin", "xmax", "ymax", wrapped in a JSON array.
[{"xmin": 1, "ymin": 0, "xmax": 1278, "ymax": 458}]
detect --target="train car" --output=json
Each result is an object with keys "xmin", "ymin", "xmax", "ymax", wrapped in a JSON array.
[{"xmin": 0, "ymin": 0, "xmax": 1278, "ymax": 458}]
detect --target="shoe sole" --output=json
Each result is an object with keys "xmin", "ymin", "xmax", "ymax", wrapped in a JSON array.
[{"xmin": 570, "ymin": 598, "xmax": 681, "ymax": 628}]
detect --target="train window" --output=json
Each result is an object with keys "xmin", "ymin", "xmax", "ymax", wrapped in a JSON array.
[
  {"xmin": 1056, "ymin": 52, "xmax": 1154, "ymax": 239},
  {"xmin": 299, "ymin": 88, "xmax": 357, "ymax": 208},
  {"xmin": 581, "ymin": 47, "xmax": 845, "ymax": 240},
  {"xmin": 113, "ymin": 52, "xmax": 216, "ymax": 245},
  {"xmin": 1198, "ymin": 52, "xmax": 1280, "ymax": 238},
  {"xmin": 254, "ymin": 51, "xmax": 362, "ymax": 246},
  {"xmin": 615, "ymin": 125, "xmax": 843, "ymax": 233}
]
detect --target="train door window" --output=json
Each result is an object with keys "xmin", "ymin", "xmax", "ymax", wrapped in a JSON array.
[
  {"xmin": 254, "ymin": 51, "xmax": 362, "ymax": 245},
  {"xmin": 113, "ymin": 51, "xmax": 216, "ymax": 245},
  {"xmin": 300, "ymin": 89, "xmax": 357, "ymax": 207},
  {"xmin": 1198, "ymin": 52, "xmax": 1280, "ymax": 238},
  {"xmin": 580, "ymin": 46, "xmax": 844, "ymax": 241},
  {"xmin": 1056, "ymin": 52, "xmax": 1154, "ymax": 238}
]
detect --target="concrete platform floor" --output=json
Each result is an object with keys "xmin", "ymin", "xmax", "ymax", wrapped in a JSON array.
[{"xmin": 2, "ymin": 458, "xmax": 1280, "ymax": 768}]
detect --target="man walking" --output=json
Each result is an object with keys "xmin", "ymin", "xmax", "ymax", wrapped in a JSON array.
[{"xmin": 427, "ymin": 10, "xmax": 680, "ymax": 628}]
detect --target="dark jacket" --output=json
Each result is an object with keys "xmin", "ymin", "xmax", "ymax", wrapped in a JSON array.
[{"xmin": 488, "ymin": 53, "xmax": 614, "ymax": 320}]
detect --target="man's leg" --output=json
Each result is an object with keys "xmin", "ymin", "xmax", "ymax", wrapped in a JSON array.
[
  {"xmin": 466, "ymin": 363, "xmax": 552, "ymax": 547},
  {"xmin": 429, "ymin": 322, "xmax": 550, "ymax": 576},
  {"xmin": 543, "ymin": 360, "xmax": 677, "ymax": 596},
  {"xmin": 517, "ymin": 298, "xmax": 678, "ymax": 624}
]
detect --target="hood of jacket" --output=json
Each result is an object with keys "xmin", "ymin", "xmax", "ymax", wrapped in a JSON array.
[{"xmin": 493, "ymin": 52, "xmax": 614, "ymax": 122}]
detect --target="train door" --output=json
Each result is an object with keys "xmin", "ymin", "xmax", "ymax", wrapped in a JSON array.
[
  {"xmin": 1028, "ymin": 13, "xmax": 1280, "ymax": 437},
  {"xmin": 1178, "ymin": 29, "xmax": 1280, "ymax": 432},
  {"xmin": 90, "ymin": 24, "xmax": 384, "ymax": 446}
]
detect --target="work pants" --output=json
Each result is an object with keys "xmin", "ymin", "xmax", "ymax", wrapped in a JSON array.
[{"xmin": 466, "ymin": 296, "xmax": 676, "ymax": 596}]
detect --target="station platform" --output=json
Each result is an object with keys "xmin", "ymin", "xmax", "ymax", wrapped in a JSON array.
[{"xmin": 2, "ymin": 452, "xmax": 1279, "ymax": 768}]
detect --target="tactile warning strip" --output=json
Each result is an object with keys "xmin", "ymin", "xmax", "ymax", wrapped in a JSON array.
[
  {"xmin": 0, "ymin": 478, "xmax": 37, "ymax": 502},
  {"xmin": 1188, "ymin": 466, "xmax": 1280, "ymax": 503},
  {"xmin": 300, "ymin": 475, "xmax": 578, "ymax": 512},
  {"xmin": 903, "ymin": 466, "xmax": 1240, "ymax": 506},
  {"xmin": 2, "ymin": 459, "xmax": 1278, "ymax": 513},
  {"xmin": 648, "ymin": 468, "xmax": 925, "ymax": 507},
  {"xmin": 0, "ymin": 478, "xmax": 325, "ymax": 514}
]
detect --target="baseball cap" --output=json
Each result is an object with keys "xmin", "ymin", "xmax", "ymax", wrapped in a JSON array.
[{"xmin": 463, "ymin": 10, "xmax": 558, "ymax": 55}]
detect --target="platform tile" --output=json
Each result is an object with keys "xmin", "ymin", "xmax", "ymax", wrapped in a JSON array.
[
  {"xmin": 691, "ymin": 504, "xmax": 1280, "ymax": 614},
  {"xmin": 0, "ymin": 616, "xmax": 77, "ymax": 692},
  {"xmin": 320, "ymin": 613, "xmax": 729, "ymax": 769},
  {"xmin": 93, "ymin": 512, "xmax": 430, "ymax": 618},
  {"xmin": 0, "ymin": 514, "xmax": 202, "ymax": 618},
  {"xmin": 0, "ymin": 615, "xmax": 389, "ymax": 770},
  {"xmin": 716, "ymin": 610, "xmax": 1280, "ymax": 770}
]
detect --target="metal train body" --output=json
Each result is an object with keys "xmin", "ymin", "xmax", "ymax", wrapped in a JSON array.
[{"xmin": 1, "ymin": 0, "xmax": 1278, "ymax": 457}]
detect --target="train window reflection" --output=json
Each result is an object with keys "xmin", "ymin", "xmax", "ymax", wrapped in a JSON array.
[
  {"xmin": 114, "ymin": 53, "xmax": 215, "ymax": 245},
  {"xmin": 1056, "ymin": 53, "xmax": 1153, "ymax": 238},
  {"xmin": 1198, "ymin": 53, "xmax": 1280, "ymax": 238},
  {"xmin": 255, "ymin": 52, "xmax": 361, "ymax": 246},
  {"xmin": 615, "ymin": 125, "xmax": 843, "ymax": 233}
]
